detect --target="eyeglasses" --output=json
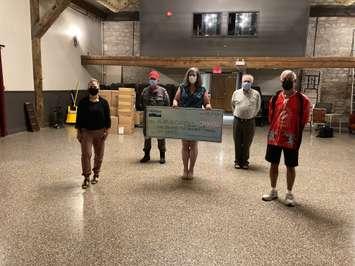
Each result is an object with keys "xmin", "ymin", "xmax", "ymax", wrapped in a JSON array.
[
  {"xmin": 189, "ymin": 73, "xmax": 197, "ymax": 77},
  {"xmin": 243, "ymin": 80, "xmax": 252, "ymax": 83}
]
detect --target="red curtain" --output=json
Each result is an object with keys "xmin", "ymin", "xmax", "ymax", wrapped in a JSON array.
[{"xmin": 0, "ymin": 47, "xmax": 7, "ymax": 137}]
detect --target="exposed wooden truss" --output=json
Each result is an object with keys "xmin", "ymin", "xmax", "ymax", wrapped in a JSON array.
[
  {"xmin": 32, "ymin": 0, "xmax": 72, "ymax": 39},
  {"xmin": 30, "ymin": 0, "xmax": 72, "ymax": 125},
  {"xmin": 105, "ymin": 11, "xmax": 139, "ymax": 21},
  {"xmin": 81, "ymin": 55, "xmax": 355, "ymax": 69},
  {"xmin": 335, "ymin": 0, "xmax": 355, "ymax": 5},
  {"xmin": 96, "ymin": 0, "xmax": 130, "ymax": 13},
  {"xmin": 71, "ymin": 0, "xmax": 107, "ymax": 19}
]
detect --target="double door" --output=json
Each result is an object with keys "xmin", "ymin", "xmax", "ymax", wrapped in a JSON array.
[{"xmin": 210, "ymin": 74, "xmax": 237, "ymax": 112}]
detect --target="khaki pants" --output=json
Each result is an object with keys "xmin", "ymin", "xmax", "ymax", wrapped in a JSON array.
[{"xmin": 80, "ymin": 129, "xmax": 106, "ymax": 177}]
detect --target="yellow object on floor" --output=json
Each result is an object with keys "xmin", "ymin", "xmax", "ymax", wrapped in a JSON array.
[{"xmin": 66, "ymin": 106, "xmax": 77, "ymax": 124}]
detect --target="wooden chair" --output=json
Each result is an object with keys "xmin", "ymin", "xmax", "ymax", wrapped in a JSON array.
[
  {"xmin": 349, "ymin": 114, "xmax": 355, "ymax": 134},
  {"xmin": 310, "ymin": 108, "xmax": 327, "ymax": 132}
]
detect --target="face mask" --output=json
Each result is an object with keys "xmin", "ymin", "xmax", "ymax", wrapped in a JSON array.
[
  {"xmin": 189, "ymin": 75, "xmax": 197, "ymax": 84},
  {"xmin": 282, "ymin": 79, "xmax": 294, "ymax": 91},
  {"xmin": 149, "ymin": 79, "xmax": 158, "ymax": 87},
  {"xmin": 242, "ymin": 82, "xmax": 252, "ymax": 90},
  {"xmin": 88, "ymin": 86, "xmax": 99, "ymax": 96}
]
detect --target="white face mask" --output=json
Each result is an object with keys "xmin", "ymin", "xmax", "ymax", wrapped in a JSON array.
[{"xmin": 189, "ymin": 75, "xmax": 197, "ymax": 84}]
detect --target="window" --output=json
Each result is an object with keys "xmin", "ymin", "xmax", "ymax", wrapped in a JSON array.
[
  {"xmin": 228, "ymin": 12, "xmax": 258, "ymax": 37},
  {"xmin": 193, "ymin": 13, "xmax": 221, "ymax": 37}
]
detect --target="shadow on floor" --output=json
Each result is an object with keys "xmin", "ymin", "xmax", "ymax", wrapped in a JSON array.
[
  {"xmin": 129, "ymin": 176, "xmax": 223, "ymax": 196},
  {"xmin": 274, "ymin": 200, "xmax": 349, "ymax": 228}
]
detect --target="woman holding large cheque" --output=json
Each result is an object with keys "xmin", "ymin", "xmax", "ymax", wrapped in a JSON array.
[{"xmin": 172, "ymin": 67, "xmax": 212, "ymax": 179}]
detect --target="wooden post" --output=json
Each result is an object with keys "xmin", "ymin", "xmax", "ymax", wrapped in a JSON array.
[
  {"xmin": 30, "ymin": 0, "xmax": 44, "ymax": 126},
  {"xmin": 32, "ymin": 0, "xmax": 72, "ymax": 39},
  {"xmin": 30, "ymin": 0, "xmax": 72, "ymax": 126},
  {"xmin": 31, "ymin": 38, "xmax": 44, "ymax": 126}
]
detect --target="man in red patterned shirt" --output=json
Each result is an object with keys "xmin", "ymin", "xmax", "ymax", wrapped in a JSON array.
[{"xmin": 262, "ymin": 70, "xmax": 310, "ymax": 207}]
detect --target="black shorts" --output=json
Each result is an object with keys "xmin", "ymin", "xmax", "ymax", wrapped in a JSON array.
[{"xmin": 265, "ymin": 145, "xmax": 299, "ymax": 167}]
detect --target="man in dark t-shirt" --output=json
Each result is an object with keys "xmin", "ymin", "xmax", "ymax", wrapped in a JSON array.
[{"xmin": 76, "ymin": 79, "xmax": 111, "ymax": 189}]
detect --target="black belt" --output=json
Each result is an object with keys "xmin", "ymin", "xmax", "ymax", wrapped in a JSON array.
[{"xmin": 234, "ymin": 116, "xmax": 254, "ymax": 122}]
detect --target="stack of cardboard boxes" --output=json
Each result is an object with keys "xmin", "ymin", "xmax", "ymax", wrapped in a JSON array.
[
  {"xmin": 100, "ymin": 89, "xmax": 136, "ymax": 135},
  {"xmin": 118, "ymin": 88, "xmax": 136, "ymax": 135}
]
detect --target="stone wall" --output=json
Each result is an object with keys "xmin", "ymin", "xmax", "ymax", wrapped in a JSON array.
[
  {"xmin": 103, "ymin": 0, "xmax": 355, "ymax": 114},
  {"xmin": 103, "ymin": 19, "xmax": 182, "ymax": 85},
  {"xmin": 305, "ymin": 16, "xmax": 355, "ymax": 114},
  {"xmin": 102, "ymin": 0, "xmax": 181, "ymax": 85}
]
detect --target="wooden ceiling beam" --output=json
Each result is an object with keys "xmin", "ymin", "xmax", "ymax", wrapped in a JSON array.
[
  {"xmin": 310, "ymin": 5, "xmax": 355, "ymax": 17},
  {"xmin": 105, "ymin": 11, "xmax": 139, "ymax": 21},
  {"xmin": 32, "ymin": 0, "xmax": 72, "ymax": 39},
  {"xmin": 71, "ymin": 0, "xmax": 107, "ymax": 19},
  {"xmin": 81, "ymin": 55, "xmax": 355, "ymax": 69}
]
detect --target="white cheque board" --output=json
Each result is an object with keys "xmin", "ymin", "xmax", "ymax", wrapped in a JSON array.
[{"xmin": 146, "ymin": 106, "xmax": 223, "ymax": 142}]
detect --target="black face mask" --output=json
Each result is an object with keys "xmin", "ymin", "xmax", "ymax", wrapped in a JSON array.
[
  {"xmin": 88, "ymin": 86, "xmax": 99, "ymax": 96},
  {"xmin": 282, "ymin": 79, "xmax": 294, "ymax": 91}
]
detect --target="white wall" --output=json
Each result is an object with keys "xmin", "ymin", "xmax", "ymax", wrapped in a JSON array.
[
  {"xmin": 41, "ymin": 7, "xmax": 102, "ymax": 91},
  {"xmin": 0, "ymin": 0, "xmax": 34, "ymax": 91}
]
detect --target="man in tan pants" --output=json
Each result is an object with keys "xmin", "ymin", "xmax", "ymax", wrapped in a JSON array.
[{"xmin": 76, "ymin": 79, "xmax": 111, "ymax": 189}]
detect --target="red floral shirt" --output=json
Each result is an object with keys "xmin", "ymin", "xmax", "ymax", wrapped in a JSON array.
[{"xmin": 268, "ymin": 91, "xmax": 311, "ymax": 149}]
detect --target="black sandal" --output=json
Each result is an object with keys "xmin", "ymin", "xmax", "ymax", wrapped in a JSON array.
[
  {"xmin": 91, "ymin": 175, "xmax": 99, "ymax": 185},
  {"xmin": 82, "ymin": 177, "xmax": 90, "ymax": 189}
]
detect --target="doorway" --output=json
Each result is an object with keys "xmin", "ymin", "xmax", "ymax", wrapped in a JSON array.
[{"xmin": 210, "ymin": 74, "xmax": 237, "ymax": 112}]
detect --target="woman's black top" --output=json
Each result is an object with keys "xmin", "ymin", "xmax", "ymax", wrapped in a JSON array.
[{"xmin": 76, "ymin": 96, "xmax": 111, "ymax": 130}]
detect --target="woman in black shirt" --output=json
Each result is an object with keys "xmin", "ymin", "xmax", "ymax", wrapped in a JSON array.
[{"xmin": 76, "ymin": 79, "xmax": 111, "ymax": 189}]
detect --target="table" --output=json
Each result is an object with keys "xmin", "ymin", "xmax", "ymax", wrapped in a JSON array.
[{"xmin": 325, "ymin": 113, "xmax": 343, "ymax": 133}]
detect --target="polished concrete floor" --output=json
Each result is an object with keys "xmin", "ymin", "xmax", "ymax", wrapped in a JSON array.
[{"xmin": 0, "ymin": 126, "xmax": 354, "ymax": 265}]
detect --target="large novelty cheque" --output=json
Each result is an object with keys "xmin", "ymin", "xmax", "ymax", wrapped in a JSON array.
[{"xmin": 146, "ymin": 106, "xmax": 223, "ymax": 142}]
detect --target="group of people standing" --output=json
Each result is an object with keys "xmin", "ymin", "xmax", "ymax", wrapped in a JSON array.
[{"xmin": 75, "ymin": 68, "xmax": 310, "ymax": 207}]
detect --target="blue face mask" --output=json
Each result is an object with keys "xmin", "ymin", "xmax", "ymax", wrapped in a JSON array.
[
  {"xmin": 242, "ymin": 81, "xmax": 252, "ymax": 90},
  {"xmin": 149, "ymin": 79, "xmax": 158, "ymax": 87}
]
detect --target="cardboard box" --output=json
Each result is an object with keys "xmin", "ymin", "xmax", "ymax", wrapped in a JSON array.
[
  {"xmin": 118, "ymin": 111, "xmax": 135, "ymax": 117},
  {"xmin": 118, "ymin": 125, "xmax": 135, "ymax": 135},
  {"xmin": 111, "ymin": 91, "xmax": 119, "ymax": 107},
  {"xmin": 119, "ymin": 114, "xmax": 134, "ymax": 125},
  {"xmin": 110, "ymin": 107, "xmax": 118, "ymax": 116},
  {"xmin": 109, "ymin": 116, "xmax": 119, "ymax": 134},
  {"xmin": 118, "ymin": 102, "xmax": 135, "ymax": 111},
  {"xmin": 100, "ymin": 90, "xmax": 112, "ymax": 104},
  {"xmin": 119, "ymin": 87, "xmax": 135, "ymax": 93}
]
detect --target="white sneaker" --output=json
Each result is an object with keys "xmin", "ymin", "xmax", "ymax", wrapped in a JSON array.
[
  {"xmin": 285, "ymin": 193, "xmax": 296, "ymax": 207},
  {"xmin": 262, "ymin": 189, "xmax": 278, "ymax": 201}
]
